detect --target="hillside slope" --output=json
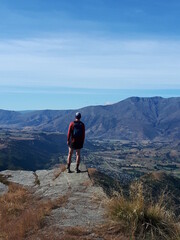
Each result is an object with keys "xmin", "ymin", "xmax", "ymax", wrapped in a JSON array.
[
  {"xmin": 0, "ymin": 97, "xmax": 180, "ymax": 140},
  {"xmin": 0, "ymin": 131, "xmax": 67, "ymax": 171},
  {"xmin": 140, "ymin": 171, "xmax": 180, "ymax": 216}
]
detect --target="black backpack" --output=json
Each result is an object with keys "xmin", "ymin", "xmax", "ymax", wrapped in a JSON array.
[{"xmin": 72, "ymin": 121, "xmax": 83, "ymax": 138}]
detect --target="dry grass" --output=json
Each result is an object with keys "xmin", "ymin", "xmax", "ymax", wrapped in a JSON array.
[
  {"xmin": 106, "ymin": 182, "xmax": 180, "ymax": 240},
  {"xmin": 82, "ymin": 180, "xmax": 92, "ymax": 187},
  {"xmin": 27, "ymin": 226, "xmax": 94, "ymax": 240},
  {"xmin": 94, "ymin": 223, "xmax": 129, "ymax": 240},
  {"xmin": 0, "ymin": 183, "xmax": 69, "ymax": 240},
  {"xmin": 63, "ymin": 226, "xmax": 121, "ymax": 240},
  {"xmin": 64, "ymin": 226, "xmax": 91, "ymax": 237},
  {"xmin": 87, "ymin": 168, "xmax": 97, "ymax": 182},
  {"xmin": 33, "ymin": 224, "xmax": 129, "ymax": 240}
]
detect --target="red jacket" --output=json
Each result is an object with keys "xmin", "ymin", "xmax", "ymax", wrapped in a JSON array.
[{"xmin": 67, "ymin": 120, "xmax": 85, "ymax": 144}]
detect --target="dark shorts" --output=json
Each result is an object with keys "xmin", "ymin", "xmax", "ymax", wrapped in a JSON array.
[{"xmin": 70, "ymin": 141, "xmax": 83, "ymax": 150}]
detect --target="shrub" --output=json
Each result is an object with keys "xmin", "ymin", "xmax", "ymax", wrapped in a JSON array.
[{"xmin": 106, "ymin": 182, "xmax": 180, "ymax": 240}]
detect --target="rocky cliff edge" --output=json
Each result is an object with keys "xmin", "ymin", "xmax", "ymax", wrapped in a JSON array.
[{"xmin": 0, "ymin": 163, "xmax": 108, "ymax": 239}]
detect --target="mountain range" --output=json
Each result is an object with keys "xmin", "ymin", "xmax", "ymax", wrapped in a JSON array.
[{"xmin": 0, "ymin": 97, "xmax": 179, "ymax": 141}]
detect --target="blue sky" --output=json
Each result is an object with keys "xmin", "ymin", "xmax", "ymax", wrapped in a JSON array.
[{"xmin": 0, "ymin": 0, "xmax": 180, "ymax": 109}]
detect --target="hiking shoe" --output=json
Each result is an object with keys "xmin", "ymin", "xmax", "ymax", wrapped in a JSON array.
[
  {"xmin": 67, "ymin": 168, "xmax": 72, "ymax": 173},
  {"xmin": 75, "ymin": 168, "xmax": 81, "ymax": 173}
]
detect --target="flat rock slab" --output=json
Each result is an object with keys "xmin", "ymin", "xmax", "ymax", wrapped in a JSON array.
[
  {"xmin": 0, "ymin": 163, "xmax": 106, "ymax": 233},
  {"xmin": 46, "ymin": 163, "xmax": 106, "ymax": 228},
  {"xmin": 0, "ymin": 170, "xmax": 35, "ymax": 187},
  {"xmin": 34, "ymin": 168, "xmax": 69, "ymax": 199}
]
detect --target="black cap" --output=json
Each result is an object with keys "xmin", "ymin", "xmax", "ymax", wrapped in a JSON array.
[{"xmin": 75, "ymin": 112, "xmax": 81, "ymax": 119}]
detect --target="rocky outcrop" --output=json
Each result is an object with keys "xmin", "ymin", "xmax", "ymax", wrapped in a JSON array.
[
  {"xmin": 0, "ymin": 163, "xmax": 106, "ymax": 237},
  {"xmin": 0, "ymin": 170, "xmax": 36, "ymax": 187}
]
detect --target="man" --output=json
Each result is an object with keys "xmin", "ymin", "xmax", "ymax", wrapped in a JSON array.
[{"xmin": 67, "ymin": 112, "xmax": 85, "ymax": 173}]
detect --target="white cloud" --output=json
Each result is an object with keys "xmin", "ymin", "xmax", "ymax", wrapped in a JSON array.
[{"xmin": 0, "ymin": 36, "xmax": 180, "ymax": 89}]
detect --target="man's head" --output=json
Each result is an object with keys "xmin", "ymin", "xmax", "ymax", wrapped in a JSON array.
[{"xmin": 75, "ymin": 112, "xmax": 81, "ymax": 120}]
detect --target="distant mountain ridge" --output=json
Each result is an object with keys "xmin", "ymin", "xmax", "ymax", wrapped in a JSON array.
[{"xmin": 0, "ymin": 97, "xmax": 180, "ymax": 141}]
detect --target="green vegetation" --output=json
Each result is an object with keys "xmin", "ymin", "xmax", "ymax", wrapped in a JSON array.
[{"xmin": 83, "ymin": 139, "xmax": 180, "ymax": 180}]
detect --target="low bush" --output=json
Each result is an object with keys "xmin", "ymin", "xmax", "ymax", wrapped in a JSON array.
[{"xmin": 106, "ymin": 182, "xmax": 180, "ymax": 240}]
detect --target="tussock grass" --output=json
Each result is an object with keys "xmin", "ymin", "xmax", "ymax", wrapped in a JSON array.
[
  {"xmin": 82, "ymin": 179, "xmax": 92, "ymax": 187},
  {"xmin": 106, "ymin": 182, "xmax": 180, "ymax": 240},
  {"xmin": 64, "ymin": 226, "xmax": 91, "ymax": 237},
  {"xmin": 93, "ymin": 223, "xmax": 129, "ymax": 240},
  {"xmin": 27, "ymin": 226, "xmax": 93, "ymax": 240},
  {"xmin": 0, "ymin": 183, "xmax": 69, "ymax": 240}
]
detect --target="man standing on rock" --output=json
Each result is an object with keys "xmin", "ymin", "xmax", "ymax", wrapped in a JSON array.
[{"xmin": 67, "ymin": 112, "xmax": 85, "ymax": 173}]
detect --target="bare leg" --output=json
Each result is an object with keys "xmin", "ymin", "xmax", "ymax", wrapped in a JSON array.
[
  {"xmin": 76, "ymin": 149, "xmax": 80, "ymax": 171},
  {"xmin": 67, "ymin": 147, "xmax": 73, "ymax": 170}
]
